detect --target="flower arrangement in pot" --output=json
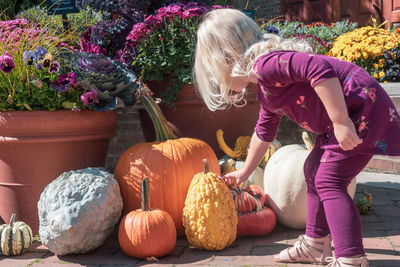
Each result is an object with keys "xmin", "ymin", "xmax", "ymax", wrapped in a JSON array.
[
  {"xmin": 120, "ymin": 3, "xmax": 262, "ymax": 157},
  {"xmin": 121, "ymin": 2, "xmax": 221, "ymax": 106},
  {"xmin": 327, "ymin": 22, "xmax": 400, "ymax": 82},
  {"xmin": 0, "ymin": 18, "xmax": 137, "ymax": 234}
]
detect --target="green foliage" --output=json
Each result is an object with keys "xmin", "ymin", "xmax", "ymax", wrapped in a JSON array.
[
  {"xmin": 260, "ymin": 20, "xmax": 358, "ymax": 54},
  {"xmin": 17, "ymin": 5, "xmax": 103, "ymax": 45},
  {"xmin": 379, "ymin": 46, "xmax": 400, "ymax": 82},
  {"xmin": 133, "ymin": 12, "xmax": 202, "ymax": 106},
  {"xmin": 0, "ymin": 0, "xmax": 42, "ymax": 19},
  {"xmin": 0, "ymin": 0, "xmax": 17, "ymax": 19}
]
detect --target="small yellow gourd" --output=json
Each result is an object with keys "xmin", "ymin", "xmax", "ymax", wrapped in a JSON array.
[
  {"xmin": 182, "ymin": 159, "xmax": 238, "ymax": 251},
  {"xmin": 216, "ymin": 129, "xmax": 282, "ymax": 168},
  {"xmin": 216, "ymin": 129, "xmax": 250, "ymax": 159}
]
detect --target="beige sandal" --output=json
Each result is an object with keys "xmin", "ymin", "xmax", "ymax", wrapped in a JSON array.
[
  {"xmin": 325, "ymin": 255, "xmax": 369, "ymax": 267},
  {"xmin": 274, "ymin": 234, "xmax": 332, "ymax": 265}
]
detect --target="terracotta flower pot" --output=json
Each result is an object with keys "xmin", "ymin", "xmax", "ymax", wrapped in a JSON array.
[
  {"xmin": 138, "ymin": 82, "xmax": 260, "ymax": 157},
  {"xmin": 0, "ymin": 110, "xmax": 117, "ymax": 234}
]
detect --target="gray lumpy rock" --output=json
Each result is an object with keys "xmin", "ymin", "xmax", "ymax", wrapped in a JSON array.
[{"xmin": 38, "ymin": 167, "xmax": 123, "ymax": 255}]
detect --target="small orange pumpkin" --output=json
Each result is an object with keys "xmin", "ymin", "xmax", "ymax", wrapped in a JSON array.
[{"xmin": 118, "ymin": 178, "xmax": 177, "ymax": 259}]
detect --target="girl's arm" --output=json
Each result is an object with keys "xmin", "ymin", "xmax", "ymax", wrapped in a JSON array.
[
  {"xmin": 221, "ymin": 132, "xmax": 270, "ymax": 185},
  {"xmin": 313, "ymin": 77, "xmax": 363, "ymax": 151}
]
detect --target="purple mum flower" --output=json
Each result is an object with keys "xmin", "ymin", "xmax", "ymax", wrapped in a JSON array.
[
  {"xmin": 0, "ymin": 53, "xmax": 15, "ymax": 73},
  {"xmin": 80, "ymin": 89, "xmax": 99, "ymax": 106}
]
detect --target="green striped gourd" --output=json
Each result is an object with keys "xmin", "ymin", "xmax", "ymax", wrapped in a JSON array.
[{"xmin": 0, "ymin": 214, "xmax": 33, "ymax": 255}]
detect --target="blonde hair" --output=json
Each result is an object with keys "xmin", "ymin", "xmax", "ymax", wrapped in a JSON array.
[{"xmin": 194, "ymin": 8, "xmax": 313, "ymax": 111}]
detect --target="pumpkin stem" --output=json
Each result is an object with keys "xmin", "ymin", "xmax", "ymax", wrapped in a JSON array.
[
  {"xmin": 203, "ymin": 159, "xmax": 209, "ymax": 174},
  {"xmin": 9, "ymin": 213, "xmax": 16, "ymax": 227},
  {"xmin": 138, "ymin": 80, "xmax": 177, "ymax": 141},
  {"xmin": 141, "ymin": 178, "xmax": 151, "ymax": 211},
  {"xmin": 302, "ymin": 131, "xmax": 314, "ymax": 151}
]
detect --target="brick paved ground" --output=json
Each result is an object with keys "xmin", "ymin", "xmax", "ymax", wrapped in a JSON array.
[{"xmin": 1, "ymin": 183, "xmax": 400, "ymax": 267}]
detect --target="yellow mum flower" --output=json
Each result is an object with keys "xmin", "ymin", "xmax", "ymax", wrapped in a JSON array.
[
  {"xmin": 373, "ymin": 72, "xmax": 379, "ymax": 78},
  {"xmin": 373, "ymin": 63, "xmax": 379, "ymax": 69},
  {"xmin": 328, "ymin": 27, "xmax": 399, "ymax": 62},
  {"xmin": 379, "ymin": 71, "xmax": 385, "ymax": 78}
]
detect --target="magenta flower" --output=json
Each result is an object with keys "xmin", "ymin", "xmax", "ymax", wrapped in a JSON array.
[
  {"xmin": 79, "ymin": 27, "xmax": 107, "ymax": 55},
  {"xmin": 51, "ymin": 72, "xmax": 77, "ymax": 93},
  {"xmin": 57, "ymin": 72, "xmax": 77, "ymax": 85},
  {"xmin": 80, "ymin": 89, "xmax": 99, "ymax": 106},
  {"xmin": 0, "ymin": 53, "xmax": 15, "ymax": 73}
]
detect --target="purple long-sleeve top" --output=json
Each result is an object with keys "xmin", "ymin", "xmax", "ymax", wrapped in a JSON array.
[{"xmin": 253, "ymin": 50, "xmax": 400, "ymax": 157}]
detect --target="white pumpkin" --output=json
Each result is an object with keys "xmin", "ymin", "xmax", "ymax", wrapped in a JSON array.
[{"xmin": 263, "ymin": 144, "xmax": 357, "ymax": 229}]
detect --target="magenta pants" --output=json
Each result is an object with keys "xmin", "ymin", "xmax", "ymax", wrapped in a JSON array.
[{"xmin": 304, "ymin": 144, "xmax": 373, "ymax": 258}]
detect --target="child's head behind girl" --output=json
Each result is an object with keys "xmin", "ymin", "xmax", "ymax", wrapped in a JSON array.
[{"xmin": 194, "ymin": 8, "xmax": 312, "ymax": 111}]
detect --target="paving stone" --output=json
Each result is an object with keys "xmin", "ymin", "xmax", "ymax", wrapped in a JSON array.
[
  {"xmin": 373, "ymin": 206, "xmax": 400, "ymax": 219},
  {"xmin": 214, "ymin": 236, "xmax": 255, "ymax": 256},
  {"xmin": 387, "ymin": 231, "xmax": 400, "ymax": 251},
  {"xmin": 360, "ymin": 213, "xmax": 380, "ymax": 223},
  {"xmin": 251, "ymin": 244, "xmax": 288, "ymax": 256},
  {"xmin": 170, "ymin": 247, "xmax": 215, "ymax": 265},
  {"xmin": 0, "ymin": 252, "xmax": 50, "ymax": 267},
  {"xmin": 253, "ymin": 228, "xmax": 289, "ymax": 247},
  {"xmin": 209, "ymin": 255, "xmax": 277, "ymax": 266},
  {"xmin": 363, "ymin": 230, "xmax": 388, "ymax": 238}
]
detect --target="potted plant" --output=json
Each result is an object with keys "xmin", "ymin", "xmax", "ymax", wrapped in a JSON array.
[
  {"xmin": 121, "ymin": 3, "xmax": 260, "ymax": 156},
  {"xmin": 0, "ymin": 18, "xmax": 137, "ymax": 234},
  {"xmin": 326, "ymin": 22, "xmax": 400, "ymax": 109}
]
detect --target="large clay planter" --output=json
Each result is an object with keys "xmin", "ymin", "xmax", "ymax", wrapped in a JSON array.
[
  {"xmin": 0, "ymin": 110, "xmax": 117, "ymax": 234},
  {"xmin": 139, "ymin": 82, "xmax": 260, "ymax": 157}
]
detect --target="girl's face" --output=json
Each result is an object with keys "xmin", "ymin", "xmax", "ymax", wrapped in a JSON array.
[
  {"xmin": 229, "ymin": 72, "xmax": 257, "ymax": 93},
  {"xmin": 229, "ymin": 76, "xmax": 249, "ymax": 93}
]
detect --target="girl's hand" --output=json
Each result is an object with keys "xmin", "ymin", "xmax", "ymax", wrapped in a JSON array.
[
  {"xmin": 219, "ymin": 168, "xmax": 249, "ymax": 186},
  {"xmin": 333, "ymin": 117, "xmax": 363, "ymax": 151}
]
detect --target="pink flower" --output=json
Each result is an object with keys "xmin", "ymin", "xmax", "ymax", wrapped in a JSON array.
[{"xmin": 80, "ymin": 89, "xmax": 99, "ymax": 106}]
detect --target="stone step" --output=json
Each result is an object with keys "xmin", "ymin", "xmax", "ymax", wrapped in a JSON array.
[{"xmin": 356, "ymin": 171, "xmax": 400, "ymax": 189}]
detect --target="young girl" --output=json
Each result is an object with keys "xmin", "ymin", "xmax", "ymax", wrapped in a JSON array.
[{"xmin": 194, "ymin": 8, "xmax": 400, "ymax": 267}]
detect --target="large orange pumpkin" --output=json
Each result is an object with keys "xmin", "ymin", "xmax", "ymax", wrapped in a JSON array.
[
  {"xmin": 114, "ymin": 84, "xmax": 220, "ymax": 236},
  {"xmin": 118, "ymin": 178, "xmax": 177, "ymax": 259}
]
